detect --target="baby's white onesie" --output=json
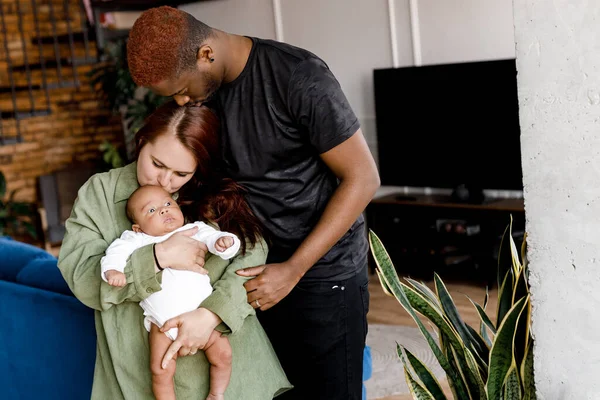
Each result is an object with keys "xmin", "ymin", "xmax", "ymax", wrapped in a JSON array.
[{"xmin": 100, "ymin": 221, "xmax": 240, "ymax": 340}]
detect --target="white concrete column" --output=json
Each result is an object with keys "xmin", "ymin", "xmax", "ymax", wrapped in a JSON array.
[{"xmin": 513, "ymin": 1, "xmax": 600, "ymax": 398}]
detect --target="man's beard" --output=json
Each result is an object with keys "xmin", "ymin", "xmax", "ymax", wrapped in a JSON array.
[{"xmin": 188, "ymin": 73, "xmax": 220, "ymax": 107}]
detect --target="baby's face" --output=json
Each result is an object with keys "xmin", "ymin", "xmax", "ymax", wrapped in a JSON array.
[{"xmin": 130, "ymin": 186, "xmax": 185, "ymax": 236}]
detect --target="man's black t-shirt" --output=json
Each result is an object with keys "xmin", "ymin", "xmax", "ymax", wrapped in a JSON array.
[{"xmin": 211, "ymin": 37, "xmax": 368, "ymax": 281}]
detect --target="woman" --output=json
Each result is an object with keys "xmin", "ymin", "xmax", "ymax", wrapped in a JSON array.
[{"xmin": 57, "ymin": 101, "xmax": 292, "ymax": 399}]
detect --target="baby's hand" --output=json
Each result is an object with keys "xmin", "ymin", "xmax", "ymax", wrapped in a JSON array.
[
  {"xmin": 215, "ymin": 236, "xmax": 234, "ymax": 252},
  {"xmin": 105, "ymin": 270, "xmax": 127, "ymax": 287}
]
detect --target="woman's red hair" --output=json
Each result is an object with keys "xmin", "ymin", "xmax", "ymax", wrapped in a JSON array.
[{"xmin": 135, "ymin": 101, "xmax": 263, "ymax": 254}]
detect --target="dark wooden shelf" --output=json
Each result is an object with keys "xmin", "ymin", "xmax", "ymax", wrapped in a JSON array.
[
  {"xmin": 372, "ymin": 193, "xmax": 525, "ymax": 212},
  {"xmin": 366, "ymin": 192, "xmax": 526, "ymax": 284}
]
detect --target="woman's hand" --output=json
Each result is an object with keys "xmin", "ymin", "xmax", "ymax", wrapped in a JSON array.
[
  {"xmin": 160, "ymin": 308, "xmax": 222, "ymax": 369},
  {"xmin": 236, "ymin": 262, "xmax": 302, "ymax": 311},
  {"xmin": 155, "ymin": 226, "xmax": 208, "ymax": 274}
]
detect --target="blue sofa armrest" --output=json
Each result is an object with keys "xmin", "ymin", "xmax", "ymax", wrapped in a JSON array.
[{"xmin": 0, "ymin": 238, "xmax": 72, "ymax": 295}]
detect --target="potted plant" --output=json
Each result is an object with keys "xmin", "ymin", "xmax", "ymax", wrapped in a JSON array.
[
  {"xmin": 0, "ymin": 170, "xmax": 38, "ymax": 241},
  {"xmin": 369, "ymin": 217, "xmax": 535, "ymax": 399}
]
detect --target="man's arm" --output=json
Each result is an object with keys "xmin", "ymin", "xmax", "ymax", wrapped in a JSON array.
[
  {"xmin": 238, "ymin": 129, "xmax": 380, "ymax": 310},
  {"xmin": 287, "ymin": 128, "xmax": 379, "ymax": 275}
]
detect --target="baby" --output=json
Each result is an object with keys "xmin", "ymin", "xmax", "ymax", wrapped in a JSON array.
[{"xmin": 101, "ymin": 185, "xmax": 240, "ymax": 400}]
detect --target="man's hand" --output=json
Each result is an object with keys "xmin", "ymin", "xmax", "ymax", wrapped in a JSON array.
[
  {"xmin": 236, "ymin": 262, "xmax": 302, "ymax": 311},
  {"xmin": 105, "ymin": 270, "xmax": 127, "ymax": 287},
  {"xmin": 155, "ymin": 226, "xmax": 208, "ymax": 274}
]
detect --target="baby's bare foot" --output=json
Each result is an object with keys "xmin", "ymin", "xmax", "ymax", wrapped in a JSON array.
[{"xmin": 206, "ymin": 394, "xmax": 224, "ymax": 400}]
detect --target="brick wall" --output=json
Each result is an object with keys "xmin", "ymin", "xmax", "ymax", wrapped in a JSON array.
[{"xmin": 0, "ymin": 0, "xmax": 124, "ymax": 203}]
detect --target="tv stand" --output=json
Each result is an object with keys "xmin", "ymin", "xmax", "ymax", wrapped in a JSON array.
[
  {"xmin": 394, "ymin": 195, "xmax": 418, "ymax": 202},
  {"xmin": 366, "ymin": 193, "xmax": 525, "ymax": 284},
  {"xmin": 451, "ymin": 184, "xmax": 485, "ymax": 205}
]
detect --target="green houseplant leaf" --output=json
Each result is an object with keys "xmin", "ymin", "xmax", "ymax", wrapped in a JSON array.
[
  {"xmin": 486, "ymin": 296, "xmax": 528, "ymax": 400},
  {"xmin": 503, "ymin": 366, "xmax": 522, "ymax": 400},
  {"xmin": 521, "ymin": 341, "xmax": 536, "ymax": 400},
  {"xmin": 403, "ymin": 361, "xmax": 437, "ymax": 400},
  {"xmin": 399, "ymin": 345, "xmax": 448, "ymax": 400}
]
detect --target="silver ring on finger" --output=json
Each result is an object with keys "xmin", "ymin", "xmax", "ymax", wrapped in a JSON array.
[{"xmin": 255, "ymin": 299, "xmax": 261, "ymax": 308}]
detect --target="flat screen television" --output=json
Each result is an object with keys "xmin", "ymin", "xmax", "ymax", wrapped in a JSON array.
[{"xmin": 373, "ymin": 58, "xmax": 524, "ymax": 199}]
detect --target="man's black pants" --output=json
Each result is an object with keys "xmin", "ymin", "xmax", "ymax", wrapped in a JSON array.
[{"xmin": 257, "ymin": 267, "xmax": 370, "ymax": 400}]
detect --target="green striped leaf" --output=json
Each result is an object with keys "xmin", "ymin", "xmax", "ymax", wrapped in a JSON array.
[
  {"xmin": 521, "ymin": 342, "xmax": 536, "ymax": 400},
  {"xmin": 520, "ymin": 232, "xmax": 528, "ymax": 273},
  {"xmin": 405, "ymin": 367, "xmax": 436, "ymax": 400},
  {"xmin": 375, "ymin": 267, "xmax": 394, "ymax": 297},
  {"xmin": 435, "ymin": 273, "xmax": 473, "ymax": 347},
  {"xmin": 478, "ymin": 287, "xmax": 494, "ymax": 348},
  {"xmin": 497, "ymin": 223, "xmax": 512, "ymax": 291},
  {"xmin": 467, "ymin": 294, "xmax": 497, "ymax": 336},
  {"xmin": 487, "ymin": 296, "xmax": 528, "ymax": 400},
  {"xmin": 449, "ymin": 345, "xmax": 475, "ymax": 399},
  {"xmin": 508, "ymin": 221, "xmax": 521, "ymax": 276},
  {"xmin": 465, "ymin": 324, "xmax": 490, "ymax": 378},
  {"xmin": 513, "ymin": 290, "xmax": 530, "ymax": 372},
  {"xmin": 406, "ymin": 277, "xmax": 443, "ymax": 312},
  {"xmin": 503, "ymin": 366, "xmax": 522, "ymax": 400},
  {"xmin": 402, "ymin": 346, "xmax": 448, "ymax": 400},
  {"xmin": 464, "ymin": 345, "xmax": 488, "ymax": 400},
  {"xmin": 496, "ymin": 268, "xmax": 515, "ymax": 330},
  {"xmin": 441, "ymin": 333, "xmax": 460, "ymax": 400},
  {"xmin": 401, "ymin": 285, "xmax": 463, "ymax": 353},
  {"xmin": 433, "ymin": 273, "xmax": 485, "ymax": 397},
  {"xmin": 512, "ymin": 268, "xmax": 528, "ymax": 306}
]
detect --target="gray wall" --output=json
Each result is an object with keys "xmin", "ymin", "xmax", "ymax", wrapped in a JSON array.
[{"xmin": 514, "ymin": 0, "xmax": 600, "ymax": 398}]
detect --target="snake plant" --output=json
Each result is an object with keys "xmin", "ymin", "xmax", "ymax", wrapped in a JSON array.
[{"xmin": 369, "ymin": 216, "xmax": 535, "ymax": 400}]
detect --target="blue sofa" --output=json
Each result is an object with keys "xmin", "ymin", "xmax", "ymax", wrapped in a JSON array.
[{"xmin": 0, "ymin": 238, "xmax": 96, "ymax": 400}]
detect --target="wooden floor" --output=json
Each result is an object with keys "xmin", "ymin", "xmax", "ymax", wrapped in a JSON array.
[{"xmin": 366, "ymin": 271, "xmax": 498, "ymax": 400}]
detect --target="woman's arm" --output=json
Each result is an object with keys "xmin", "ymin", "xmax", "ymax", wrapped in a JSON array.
[
  {"xmin": 100, "ymin": 231, "xmax": 144, "ymax": 282},
  {"xmin": 158, "ymin": 239, "xmax": 268, "ymax": 366},
  {"xmin": 58, "ymin": 176, "xmax": 162, "ymax": 311},
  {"xmin": 201, "ymin": 238, "xmax": 267, "ymax": 334}
]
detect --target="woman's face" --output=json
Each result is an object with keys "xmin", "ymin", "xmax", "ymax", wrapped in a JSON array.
[{"xmin": 137, "ymin": 133, "xmax": 197, "ymax": 194}]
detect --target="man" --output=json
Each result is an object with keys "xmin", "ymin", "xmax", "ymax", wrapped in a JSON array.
[{"xmin": 127, "ymin": 6, "xmax": 380, "ymax": 399}]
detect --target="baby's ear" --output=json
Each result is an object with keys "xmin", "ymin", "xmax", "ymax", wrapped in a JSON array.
[{"xmin": 132, "ymin": 224, "xmax": 142, "ymax": 233}]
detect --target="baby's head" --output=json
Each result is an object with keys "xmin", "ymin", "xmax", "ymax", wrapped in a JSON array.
[{"xmin": 126, "ymin": 185, "xmax": 185, "ymax": 236}]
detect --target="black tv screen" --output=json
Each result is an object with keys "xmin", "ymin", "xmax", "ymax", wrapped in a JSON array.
[{"xmin": 373, "ymin": 58, "xmax": 523, "ymax": 191}]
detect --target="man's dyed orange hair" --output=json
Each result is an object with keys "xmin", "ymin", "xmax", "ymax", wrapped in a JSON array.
[{"xmin": 127, "ymin": 6, "xmax": 213, "ymax": 87}]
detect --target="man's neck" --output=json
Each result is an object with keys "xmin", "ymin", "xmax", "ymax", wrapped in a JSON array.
[{"xmin": 218, "ymin": 31, "xmax": 253, "ymax": 84}]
